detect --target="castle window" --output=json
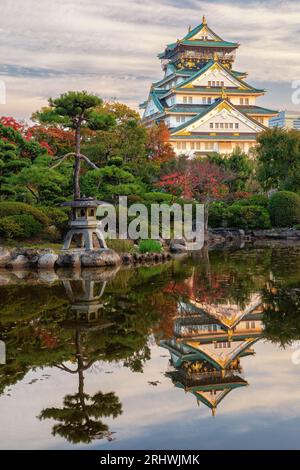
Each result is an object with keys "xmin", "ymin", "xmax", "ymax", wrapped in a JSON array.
[
  {"xmin": 183, "ymin": 96, "xmax": 188, "ymax": 104},
  {"xmin": 180, "ymin": 116, "xmax": 185, "ymax": 123},
  {"xmin": 176, "ymin": 116, "xmax": 180, "ymax": 123},
  {"xmin": 215, "ymin": 123, "xmax": 219, "ymax": 129},
  {"xmin": 182, "ymin": 142, "xmax": 186, "ymax": 150},
  {"xmin": 240, "ymin": 98, "xmax": 244, "ymax": 105},
  {"xmin": 221, "ymin": 81, "xmax": 224, "ymax": 87},
  {"xmin": 229, "ymin": 123, "xmax": 234, "ymax": 129},
  {"xmin": 207, "ymin": 97, "xmax": 212, "ymax": 104},
  {"xmin": 235, "ymin": 123, "xmax": 239, "ymax": 129},
  {"xmin": 220, "ymin": 123, "xmax": 224, "ymax": 129},
  {"xmin": 188, "ymin": 96, "xmax": 193, "ymax": 104},
  {"xmin": 177, "ymin": 142, "xmax": 181, "ymax": 150},
  {"xmin": 191, "ymin": 142, "xmax": 195, "ymax": 150},
  {"xmin": 210, "ymin": 122, "xmax": 214, "ymax": 129},
  {"xmin": 245, "ymin": 98, "xmax": 249, "ymax": 105},
  {"xmin": 202, "ymin": 97, "xmax": 207, "ymax": 104},
  {"xmin": 205, "ymin": 142, "xmax": 214, "ymax": 150},
  {"xmin": 208, "ymin": 81, "xmax": 212, "ymax": 87},
  {"xmin": 196, "ymin": 142, "xmax": 201, "ymax": 150}
]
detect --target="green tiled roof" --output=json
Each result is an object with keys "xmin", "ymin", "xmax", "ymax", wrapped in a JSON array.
[
  {"xmin": 152, "ymin": 70, "xmax": 193, "ymax": 88},
  {"xmin": 179, "ymin": 86, "xmax": 264, "ymax": 94},
  {"xmin": 184, "ymin": 22, "xmax": 222, "ymax": 41},
  {"xmin": 165, "ymin": 40, "xmax": 238, "ymax": 51},
  {"xmin": 158, "ymin": 87, "xmax": 265, "ymax": 100},
  {"xmin": 170, "ymin": 134, "xmax": 258, "ymax": 141},
  {"xmin": 167, "ymin": 104, "xmax": 209, "ymax": 113},
  {"xmin": 170, "ymin": 99, "xmax": 220, "ymax": 132},
  {"xmin": 165, "ymin": 104, "xmax": 278, "ymax": 115},
  {"xmin": 232, "ymin": 70, "xmax": 247, "ymax": 78},
  {"xmin": 238, "ymin": 105, "xmax": 278, "ymax": 115}
]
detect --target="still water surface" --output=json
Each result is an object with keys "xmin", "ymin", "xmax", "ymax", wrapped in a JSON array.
[{"xmin": 1, "ymin": 247, "xmax": 300, "ymax": 450}]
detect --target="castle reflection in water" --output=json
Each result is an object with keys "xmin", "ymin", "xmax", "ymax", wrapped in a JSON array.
[{"xmin": 161, "ymin": 293, "xmax": 263, "ymax": 416}]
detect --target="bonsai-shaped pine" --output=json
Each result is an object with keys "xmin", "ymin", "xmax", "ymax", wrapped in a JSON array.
[
  {"xmin": 39, "ymin": 329, "xmax": 122, "ymax": 444},
  {"xmin": 33, "ymin": 91, "xmax": 115, "ymax": 199}
]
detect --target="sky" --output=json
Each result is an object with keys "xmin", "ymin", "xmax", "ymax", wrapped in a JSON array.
[
  {"xmin": 0, "ymin": 0, "xmax": 300, "ymax": 119},
  {"xmin": 1, "ymin": 341, "xmax": 300, "ymax": 449}
]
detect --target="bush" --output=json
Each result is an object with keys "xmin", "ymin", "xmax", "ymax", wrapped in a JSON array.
[
  {"xmin": 143, "ymin": 192, "xmax": 173, "ymax": 204},
  {"xmin": 268, "ymin": 191, "xmax": 300, "ymax": 227},
  {"xmin": 0, "ymin": 214, "xmax": 43, "ymax": 240},
  {"xmin": 39, "ymin": 206, "xmax": 69, "ymax": 234},
  {"xmin": 237, "ymin": 194, "xmax": 269, "ymax": 208},
  {"xmin": 106, "ymin": 239, "xmax": 135, "ymax": 253},
  {"xmin": 0, "ymin": 202, "xmax": 49, "ymax": 226},
  {"xmin": 209, "ymin": 202, "xmax": 227, "ymax": 228},
  {"xmin": 227, "ymin": 204, "xmax": 271, "ymax": 229},
  {"xmin": 138, "ymin": 239, "xmax": 162, "ymax": 253}
]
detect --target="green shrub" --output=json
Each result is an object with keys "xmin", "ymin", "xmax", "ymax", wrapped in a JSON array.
[
  {"xmin": 238, "ymin": 194, "xmax": 269, "ymax": 208},
  {"xmin": 0, "ymin": 202, "xmax": 49, "ymax": 226},
  {"xmin": 143, "ymin": 192, "xmax": 173, "ymax": 204},
  {"xmin": 106, "ymin": 239, "xmax": 135, "ymax": 253},
  {"xmin": 268, "ymin": 191, "xmax": 300, "ymax": 227},
  {"xmin": 138, "ymin": 239, "xmax": 162, "ymax": 253},
  {"xmin": 209, "ymin": 202, "xmax": 227, "ymax": 228},
  {"xmin": 0, "ymin": 214, "xmax": 43, "ymax": 240},
  {"xmin": 39, "ymin": 206, "xmax": 69, "ymax": 234},
  {"xmin": 227, "ymin": 204, "xmax": 271, "ymax": 229}
]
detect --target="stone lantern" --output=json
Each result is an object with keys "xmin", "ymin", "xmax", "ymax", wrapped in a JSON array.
[
  {"xmin": 60, "ymin": 269, "xmax": 118, "ymax": 330},
  {"xmin": 61, "ymin": 197, "xmax": 108, "ymax": 251}
]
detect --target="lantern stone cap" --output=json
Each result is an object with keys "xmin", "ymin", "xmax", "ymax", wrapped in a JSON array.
[{"xmin": 61, "ymin": 197, "xmax": 111, "ymax": 208}]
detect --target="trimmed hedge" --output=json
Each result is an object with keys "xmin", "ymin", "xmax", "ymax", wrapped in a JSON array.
[
  {"xmin": 227, "ymin": 204, "xmax": 271, "ymax": 230},
  {"xmin": 237, "ymin": 194, "xmax": 269, "ymax": 208},
  {"xmin": 268, "ymin": 191, "xmax": 300, "ymax": 227},
  {"xmin": 0, "ymin": 202, "xmax": 49, "ymax": 226},
  {"xmin": 209, "ymin": 202, "xmax": 227, "ymax": 228},
  {"xmin": 0, "ymin": 214, "xmax": 43, "ymax": 240},
  {"xmin": 39, "ymin": 206, "xmax": 69, "ymax": 234}
]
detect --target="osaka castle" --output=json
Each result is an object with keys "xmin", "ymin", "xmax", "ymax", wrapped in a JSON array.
[{"xmin": 140, "ymin": 16, "xmax": 278, "ymax": 156}]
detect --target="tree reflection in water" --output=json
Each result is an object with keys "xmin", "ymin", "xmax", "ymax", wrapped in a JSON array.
[
  {"xmin": 1, "ymin": 247, "xmax": 300, "ymax": 439},
  {"xmin": 39, "ymin": 272, "xmax": 122, "ymax": 444}
]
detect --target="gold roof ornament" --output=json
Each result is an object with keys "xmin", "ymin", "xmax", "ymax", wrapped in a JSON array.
[
  {"xmin": 188, "ymin": 25, "xmax": 192, "ymax": 32},
  {"xmin": 221, "ymin": 86, "xmax": 227, "ymax": 100},
  {"xmin": 202, "ymin": 15, "xmax": 207, "ymax": 25},
  {"xmin": 213, "ymin": 51, "xmax": 219, "ymax": 62}
]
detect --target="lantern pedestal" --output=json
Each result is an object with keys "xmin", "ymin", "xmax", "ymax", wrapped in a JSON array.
[{"xmin": 61, "ymin": 197, "xmax": 107, "ymax": 251}]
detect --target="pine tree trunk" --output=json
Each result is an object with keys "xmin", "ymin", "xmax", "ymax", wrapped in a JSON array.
[{"xmin": 74, "ymin": 124, "xmax": 81, "ymax": 199}]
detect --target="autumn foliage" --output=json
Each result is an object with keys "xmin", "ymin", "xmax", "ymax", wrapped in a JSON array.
[
  {"xmin": 147, "ymin": 122, "xmax": 175, "ymax": 164},
  {"xmin": 158, "ymin": 158, "xmax": 231, "ymax": 201}
]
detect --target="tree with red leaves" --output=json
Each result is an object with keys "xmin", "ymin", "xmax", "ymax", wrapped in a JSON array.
[
  {"xmin": 158, "ymin": 158, "xmax": 232, "ymax": 233},
  {"xmin": 147, "ymin": 122, "xmax": 175, "ymax": 164}
]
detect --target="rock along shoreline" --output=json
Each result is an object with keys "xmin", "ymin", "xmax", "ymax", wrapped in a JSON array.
[
  {"xmin": 1, "ymin": 228, "xmax": 300, "ymax": 271},
  {"xmin": 0, "ymin": 246, "xmax": 173, "ymax": 270}
]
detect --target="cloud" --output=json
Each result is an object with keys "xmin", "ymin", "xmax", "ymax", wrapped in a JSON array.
[{"xmin": 0, "ymin": 0, "xmax": 299, "ymax": 118}]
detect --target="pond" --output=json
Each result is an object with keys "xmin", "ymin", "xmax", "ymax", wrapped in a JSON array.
[{"xmin": 1, "ymin": 246, "xmax": 300, "ymax": 450}]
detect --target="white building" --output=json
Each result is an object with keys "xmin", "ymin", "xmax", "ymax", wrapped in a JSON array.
[{"xmin": 269, "ymin": 111, "xmax": 300, "ymax": 130}]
